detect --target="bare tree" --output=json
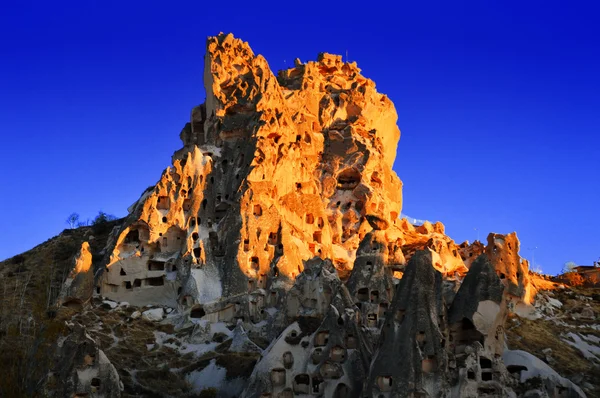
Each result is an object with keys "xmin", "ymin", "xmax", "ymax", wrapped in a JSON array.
[
  {"xmin": 562, "ymin": 261, "xmax": 578, "ymax": 274},
  {"xmin": 66, "ymin": 213, "xmax": 80, "ymax": 229}
]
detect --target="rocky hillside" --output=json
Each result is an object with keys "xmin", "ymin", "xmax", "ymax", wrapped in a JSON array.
[{"xmin": 1, "ymin": 33, "xmax": 598, "ymax": 398}]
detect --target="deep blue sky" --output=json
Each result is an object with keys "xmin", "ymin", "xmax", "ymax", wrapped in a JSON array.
[{"xmin": 1, "ymin": 1, "xmax": 598, "ymax": 274}]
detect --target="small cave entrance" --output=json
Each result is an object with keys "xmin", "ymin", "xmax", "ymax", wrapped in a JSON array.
[
  {"xmin": 345, "ymin": 334, "xmax": 358, "ymax": 349},
  {"xmin": 156, "ymin": 196, "xmax": 170, "ymax": 210},
  {"xmin": 283, "ymin": 351, "xmax": 294, "ymax": 369},
  {"xmin": 253, "ymin": 204, "xmax": 262, "ymax": 216},
  {"xmin": 337, "ymin": 168, "xmax": 361, "ymax": 190},
  {"xmin": 314, "ymin": 330, "xmax": 329, "ymax": 347},
  {"xmin": 147, "ymin": 261, "xmax": 165, "ymax": 271},
  {"xmin": 377, "ymin": 376, "xmax": 393, "ymax": 392},
  {"xmin": 146, "ymin": 277, "xmax": 164, "ymax": 286},
  {"xmin": 183, "ymin": 199, "xmax": 192, "ymax": 212},
  {"xmin": 190, "ymin": 305, "xmax": 205, "ymax": 319},
  {"xmin": 62, "ymin": 298, "xmax": 83, "ymax": 310},
  {"xmin": 293, "ymin": 374, "xmax": 310, "ymax": 394},
  {"xmin": 422, "ymin": 355, "xmax": 437, "ymax": 373},
  {"xmin": 370, "ymin": 290, "xmax": 379, "ymax": 303},
  {"xmin": 120, "ymin": 268, "xmax": 127, "ymax": 276},
  {"xmin": 91, "ymin": 378, "xmax": 101, "ymax": 388},
  {"xmin": 124, "ymin": 229, "xmax": 140, "ymax": 244},
  {"xmin": 305, "ymin": 213, "xmax": 314, "ymax": 224},
  {"xmin": 313, "ymin": 231, "xmax": 322, "ymax": 244},
  {"xmin": 333, "ymin": 383, "xmax": 349, "ymax": 398},
  {"xmin": 357, "ymin": 287, "xmax": 369, "ymax": 302},
  {"xmin": 330, "ymin": 346, "xmax": 346, "ymax": 362},
  {"xmin": 480, "ymin": 356, "xmax": 492, "ymax": 369},
  {"xmin": 270, "ymin": 368, "xmax": 286, "ymax": 386}
]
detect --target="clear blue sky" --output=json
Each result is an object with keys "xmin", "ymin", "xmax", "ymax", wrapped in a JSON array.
[{"xmin": 1, "ymin": 1, "xmax": 598, "ymax": 274}]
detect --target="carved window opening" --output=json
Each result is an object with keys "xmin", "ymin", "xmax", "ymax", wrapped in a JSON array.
[
  {"xmin": 283, "ymin": 351, "xmax": 294, "ymax": 369},
  {"xmin": 270, "ymin": 368, "xmax": 286, "ymax": 386},
  {"xmin": 313, "ymin": 231, "xmax": 322, "ymax": 243},
  {"xmin": 330, "ymin": 346, "xmax": 346, "ymax": 362},
  {"xmin": 268, "ymin": 232, "xmax": 278, "ymax": 245},
  {"xmin": 190, "ymin": 305, "xmax": 205, "ymax": 318},
  {"xmin": 148, "ymin": 261, "xmax": 165, "ymax": 271},
  {"xmin": 250, "ymin": 257, "xmax": 259, "ymax": 270},
  {"xmin": 346, "ymin": 334, "xmax": 358, "ymax": 349},
  {"xmin": 157, "ymin": 196, "xmax": 170, "ymax": 210},
  {"xmin": 146, "ymin": 276, "xmax": 164, "ymax": 286},
  {"xmin": 183, "ymin": 199, "xmax": 192, "ymax": 212},
  {"xmin": 124, "ymin": 229, "xmax": 140, "ymax": 244},
  {"xmin": 162, "ymin": 216, "xmax": 168, "ymax": 223},
  {"xmin": 243, "ymin": 239, "xmax": 250, "ymax": 251},
  {"xmin": 357, "ymin": 287, "xmax": 369, "ymax": 302},
  {"xmin": 315, "ymin": 331, "xmax": 329, "ymax": 347},
  {"xmin": 133, "ymin": 279, "xmax": 142, "ymax": 288},
  {"xmin": 370, "ymin": 290, "xmax": 379, "ymax": 303},
  {"xmin": 337, "ymin": 168, "xmax": 361, "ymax": 190},
  {"xmin": 120, "ymin": 268, "xmax": 127, "ymax": 276},
  {"xmin": 306, "ymin": 213, "xmax": 314, "ymax": 224},
  {"xmin": 192, "ymin": 232, "xmax": 199, "ymax": 241},
  {"xmin": 193, "ymin": 247, "xmax": 202, "ymax": 258},
  {"xmin": 481, "ymin": 371, "xmax": 493, "ymax": 381},
  {"xmin": 293, "ymin": 374, "xmax": 310, "ymax": 394},
  {"xmin": 367, "ymin": 313, "xmax": 378, "ymax": 327},
  {"xmin": 422, "ymin": 356, "xmax": 437, "ymax": 373},
  {"xmin": 253, "ymin": 204, "xmax": 262, "ymax": 216},
  {"xmin": 377, "ymin": 376, "xmax": 393, "ymax": 392},
  {"xmin": 480, "ymin": 357, "xmax": 492, "ymax": 369}
]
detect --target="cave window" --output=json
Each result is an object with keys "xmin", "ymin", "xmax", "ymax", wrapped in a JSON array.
[
  {"xmin": 377, "ymin": 376, "xmax": 393, "ymax": 392},
  {"xmin": 296, "ymin": 182, "xmax": 302, "ymax": 189},
  {"xmin": 162, "ymin": 216, "xmax": 168, "ymax": 223},
  {"xmin": 314, "ymin": 330, "xmax": 329, "ymax": 347},
  {"xmin": 124, "ymin": 229, "xmax": 140, "ymax": 244},
  {"xmin": 202, "ymin": 199, "xmax": 207, "ymax": 210},
  {"xmin": 243, "ymin": 239, "xmax": 250, "ymax": 251},
  {"xmin": 481, "ymin": 371, "xmax": 493, "ymax": 381},
  {"xmin": 367, "ymin": 313, "xmax": 378, "ymax": 327},
  {"xmin": 192, "ymin": 232, "xmax": 199, "ymax": 241},
  {"xmin": 337, "ymin": 168, "xmax": 361, "ymax": 190},
  {"xmin": 480, "ymin": 357, "xmax": 492, "ymax": 369},
  {"xmin": 330, "ymin": 346, "xmax": 346, "ymax": 362},
  {"xmin": 193, "ymin": 247, "xmax": 201, "ymax": 258},
  {"xmin": 370, "ymin": 290, "xmax": 379, "ymax": 303},
  {"xmin": 250, "ymin": 257, "xmax": 259, "ymax": 270},
  {"xmin": 296, "ymin": 134, "xmax": 301, "ymax": 142},
  {"xmin": 183, "ymin": 199, "xmax": 192, "ymax": 212},
  {"xmin": 346, "ymin": 334, "xmax": 358, "ymax": 349},
  {"xmin": 190, "ymin": 305, "xmax": 205, "ymax": 318},
  {"xmin": 357, "ymin": 287, "xmax": 369, "ymax": 302},
  {"xmin": 306, "ymin": 213, "xmax": 314, "ymax": 224},
  {"xmin": 222, "ymin": 159, "xmax": 228, "ymax": 172},
  {"xmin": 253, "ymin": 204, "xmax": 262, "ymax": 216},
  {"xmin": 422, "ymin": 356, "xmax": 437, "ymax": 373},
  {"xmin": 293, "ymin": 374, "xmax": 310, "ymax": 394},
  {"xmin": 146, "ymin": 276, "xmax": 164, "ymax": 286},
  {"xmin": 282, "ymin": 351, "xmax": 294, "ymax": 369},
  {"xmin": 157, "ymin": 196, "xmax": 170, "ymax": 210},
  {"xmin": 313, "ymin": 231, "xmax": 322, "ymax": 243},
  {"xmin": 268, "ymin": 232, "xmax": 278, "ymax": 245},
  {"xmin": 133, "ymin": 279, "xmax": 141, "ymax": 288},
  {"xmin": 467, "ymin": 370, "xmax": 476, "ymax": 380},
  {"xmin": 190, "ymin": 217, "xmax": 196, "ymax": 227},
  {"xmin": 91, "ymin": 378, "xmax": 101, "ymax": 388},
  {"xmin": 270, "ymin": 368, "xmax": 286, "ymax": 386},
  {"xmin": 124, "ymin": 281, "xmax": 132, "ymax": 290},
  {"xmin": 148, "ymin": 261, "xmax": 165, "ymax": 271},
  {"xmin": 120, "ymin": 268, "xmax": 127, "ymax": 276},
  {"xmin": 317, "ymin": 217, "xmax": 324, "ymax": 228}
]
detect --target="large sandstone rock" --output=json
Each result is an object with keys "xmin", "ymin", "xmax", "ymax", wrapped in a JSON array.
[
  {"xmin": 82, "ymin": 33, "xmax": 583, "ymax": 398},
  {"xmin": 57, "ymin": 242, "xmax": 95, "ymax": 311},
  {"xmin": 48, "ymin": 323, "xmax": 121, "ymax": 398}
]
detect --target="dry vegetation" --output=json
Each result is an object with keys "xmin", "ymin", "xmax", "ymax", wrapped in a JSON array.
[{"xmin": 0, "ymin": 219, "xmax": 121, "ymax": 397}]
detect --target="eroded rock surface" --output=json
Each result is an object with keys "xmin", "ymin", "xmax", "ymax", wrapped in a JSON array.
[{"xmin": 75, "ymin": 33, "xmax": 586, "ymax": 397}]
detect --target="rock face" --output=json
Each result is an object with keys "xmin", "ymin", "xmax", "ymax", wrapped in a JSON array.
[
  {"xmin": 57, "ymin": 242, "xmax": 95, "ymax": 311},
  {"xmin": 86, "ymin": 33, "xmax": 587, "ymax": 397},
  {"xmin": 49, "ymin": 323, "xmax": 121, "ymax": 398}
]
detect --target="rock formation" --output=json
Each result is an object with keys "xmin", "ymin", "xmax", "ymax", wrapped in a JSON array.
[{"xmin": 37, "ymin": 33, "xmax": 589, "ymax": 397}]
